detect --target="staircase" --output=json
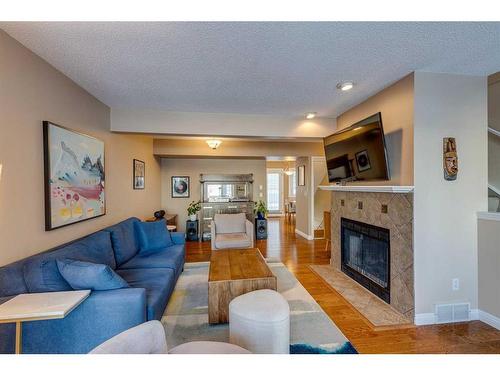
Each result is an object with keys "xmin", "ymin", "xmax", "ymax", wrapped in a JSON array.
[
  {"xmin": 488, "ymin": 127, "xmax": 500, "ymax": 212},
  {"xmin": 488, "ymin": 185, "xmax": 500, "ymax": 212}
]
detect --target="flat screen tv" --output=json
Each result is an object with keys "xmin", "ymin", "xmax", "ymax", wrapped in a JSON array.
[{"xmin": 323, "ymin": 112, "xmax": 390, "ymax": 183}]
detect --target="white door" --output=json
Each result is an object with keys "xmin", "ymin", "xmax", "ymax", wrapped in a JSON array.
[{"xmin": 267, "ymin": 169, "xmax": 283, "ymax": 214}]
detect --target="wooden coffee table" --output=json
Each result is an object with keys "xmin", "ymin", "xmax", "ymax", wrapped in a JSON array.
[{"xmin": 208, "ymin": 248, "xmax": 277, "ymax": 324}]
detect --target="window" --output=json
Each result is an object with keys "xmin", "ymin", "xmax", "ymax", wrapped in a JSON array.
[{"xmin": 289, "ymin": 171, "xmax": 296, "ymax": 198}]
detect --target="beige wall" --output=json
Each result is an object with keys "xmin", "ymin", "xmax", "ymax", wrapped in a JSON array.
[
  {"xmin": 295, "ymin": 156, "xmax": 312, "ymax": 238},
  {"xmin": 478, "ymin": 219, "xmax": 500, "ymax": 319},
  {"xmin": 0, "ymin": 30, "xmax": 161, "ymax": 266},
  {"xmin": 413, "ymin": 72, "xmax": 488, "ymax": 315},
  {"xmin": 336, "ymin": 74, "xmax": 414, "ymax": 186},
  {"xmin": 312, "ymin": 157, "xmax": 330, "ymax": 231},
  {"xmin": 160, "ymin": 158, "xmax": 267, "ymax": 232},
  {"xmin": 154, "ymin": 138, "xmax": 324, "ymax": 158}
]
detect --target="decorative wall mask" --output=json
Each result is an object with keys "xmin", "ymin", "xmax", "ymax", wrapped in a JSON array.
[{"xmin": 443, "ymin": 137, "xmax": 458, "ymax": 181}]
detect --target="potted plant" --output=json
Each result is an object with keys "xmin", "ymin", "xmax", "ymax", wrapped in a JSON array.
[
  {"xmin": 187, "ymin": 200, "xmax": 201, "ymax": 221},
  {"xmin": 254, "ymin": 200, "xmax": 268, "ymax": 220}
]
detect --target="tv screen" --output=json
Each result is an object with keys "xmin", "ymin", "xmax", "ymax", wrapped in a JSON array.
[{"xmin": 323, "ymin": 112, "xmax": 390, "ymax": 183}]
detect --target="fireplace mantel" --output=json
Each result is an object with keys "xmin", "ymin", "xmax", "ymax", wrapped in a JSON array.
[{"xmin": 319, "ymin": 185, "xmax": 414, "ymax": 193}]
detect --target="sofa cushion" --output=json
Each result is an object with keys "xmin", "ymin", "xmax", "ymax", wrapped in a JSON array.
[
  {"xmin": 57, "ymin": 259, "xmax": 129, "ymax": 291},
  {"xmin": 103, "ymin": 218, "xmax": 140, "ymax": 266},
  {"xmin": 118, "ymin": 245, "xmax": 185, "ymax": 278},
  {"xmin": 0, "ymin": 260, "xmax": 29, "ymax": 297},
  {"xmin": 215, "ymin": 233, "xmax": 252, "ymax": 249},
  {"xmin": 116, "ymin": 268, "xmax": 175, "ymax": 321},
  {"xmin": 214, "ymin": 213, "xmax": 246, "ymax": 234},
  {"xmin": 134, "ymin": 220, "xmax": 173, "ymax": 252},
  {"xmin": 23, "ymin": 231, "xmax": 116, "ymax": 293}
]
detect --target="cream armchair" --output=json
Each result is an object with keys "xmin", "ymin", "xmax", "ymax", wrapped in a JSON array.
[{"xmin": 211, "ymin": 213, "xmax": 254, "ymax": 250}]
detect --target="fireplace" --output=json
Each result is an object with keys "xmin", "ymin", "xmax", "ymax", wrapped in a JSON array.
[{"xmin": 341, "ymin": 218, "xmax": 390, "ymax": 303}]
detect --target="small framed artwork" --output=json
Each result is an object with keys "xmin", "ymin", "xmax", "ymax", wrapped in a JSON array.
[
  {"xmin": 43, "ymin": 121, "xmax": 106, "ymax": 231},
  {"xmin": 355, "ymin": 150, "xmax": 372, "ymax": 172},
  {"xmin": 297, "ymin": 165, "xmax": 305, "ymax": 186},
  {"xmin": 171, "ymin": 176, "xmax": 190, "ymax": 198},
  {"xmin": 133, "ymin": 159, "xmax": 145, "ymax": 189}
]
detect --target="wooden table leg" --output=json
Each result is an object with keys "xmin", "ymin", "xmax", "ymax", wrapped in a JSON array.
[{"xmin": 15, "ymin": 321, "xmax": 22, "ymax": 354}]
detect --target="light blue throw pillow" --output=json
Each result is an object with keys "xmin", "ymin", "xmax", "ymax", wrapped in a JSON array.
[
  {"xmin": 56, "ymin": 259, "xmax": 129, "ymax": 291},
  {"xmin": 134, "ymin": 219, "xmax": 173, "ymax": 252}
]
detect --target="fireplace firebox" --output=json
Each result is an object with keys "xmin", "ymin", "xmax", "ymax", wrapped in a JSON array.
[{"xmin": 341, "ymin": 218, "xmax": 390, "ymax": 303}]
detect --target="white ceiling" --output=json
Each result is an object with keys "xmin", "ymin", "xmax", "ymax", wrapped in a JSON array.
[{"xmin": 2, "ymin": 22, "xmax": 500, "ymax": 118}]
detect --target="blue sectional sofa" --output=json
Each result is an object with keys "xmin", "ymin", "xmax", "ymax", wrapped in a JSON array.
[{"xmin": 0, "ymin": 217, "xmax": 185, "ymax": 354}]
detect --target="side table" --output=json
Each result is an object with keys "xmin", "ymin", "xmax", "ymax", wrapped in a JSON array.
[{"xmin": 0, "ymin": 290, "xmax": 90, "ymax": 353}]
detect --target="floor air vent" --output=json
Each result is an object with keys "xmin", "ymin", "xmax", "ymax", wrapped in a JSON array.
[{"xmin": 435, "ymin": 303, "xmax": 470, "ymax": 323}]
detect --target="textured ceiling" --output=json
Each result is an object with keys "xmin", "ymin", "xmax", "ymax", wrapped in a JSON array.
[{"xmin": 2, "ymin": 22, "xmax": 500, "ymax": 118}]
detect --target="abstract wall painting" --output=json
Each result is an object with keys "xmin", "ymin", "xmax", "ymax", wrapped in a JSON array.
[
  {"xmin": 43, "ymin": 121, "xmax": 106, "ymax": 230},
  {"xmin": 133, "ymin": 159, "xmax": 145, "ymax": 189}
]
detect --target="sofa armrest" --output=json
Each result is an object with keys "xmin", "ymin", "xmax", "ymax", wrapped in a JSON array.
[
  {"xmin": 19, "ymin": 288, "xmax": 147, "ymax": 354},
  {"xmin": 246, "ymin": 220, "xmax": 255, "ymax": 248},
  {"xmin": 170, "ymin": 231, "xmax": 185, "ymax": 245},
  {"xmin": 211, "ymin": 220, "xmax": 216, "ymax": 250}
]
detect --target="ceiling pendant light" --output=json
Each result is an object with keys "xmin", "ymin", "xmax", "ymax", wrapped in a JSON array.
[
  {"xmin": 305, "ymin": 112, "xmax": 317, "ymax": 120},
  {"xmin": 284, "ymin": 161, "xmax": 294, "ymax": 175},
  {"xmin": 206, "ymin": 139, "xmax": 222, "ymax": 150}
]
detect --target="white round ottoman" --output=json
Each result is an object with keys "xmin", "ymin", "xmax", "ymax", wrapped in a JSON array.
[{"xmin": 229, "ymin": 289, "xmax": 290, "ymax": 354}]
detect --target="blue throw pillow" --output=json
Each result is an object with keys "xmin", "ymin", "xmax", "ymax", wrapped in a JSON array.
[
  {"xmin": 134, "ymin": 219, "xmax": 173, "ymax": 252},
  {"xmin": 56, "ymin": 259, "xmax": 129, "ymax": 291}
]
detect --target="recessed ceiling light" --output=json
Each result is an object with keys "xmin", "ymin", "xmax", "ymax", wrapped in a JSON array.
[
  {"xmin": 337, "ymin": 81, "xmax": 354, "ymax": 91},
  {"xmin": 206, "ymin": 139, "xmax": 222, "ymax": 149},
  {"xmin": 305, "ymin": 112, "xmax": 316, "ymax": 119}
]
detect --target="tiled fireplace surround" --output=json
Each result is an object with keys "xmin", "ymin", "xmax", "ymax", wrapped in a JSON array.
[{"xmin": 330, "ymin": 191, "xmax": 414, "ymax": 319}]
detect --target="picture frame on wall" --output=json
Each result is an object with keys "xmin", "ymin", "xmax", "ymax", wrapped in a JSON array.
[
  {"xmin": 171, "ymin": 176, "xmax": 190, "ymax": 198},
  {"xmin": 297, "ymin": 165, "xmax": 305, "ymax": 186},
  {"xmin": 133, "ymin": 159, "xmax": 145, "ymax": 190},
  {"xmin": 43, "ymin": 121, "xmax": 106, "ymax": 231}
]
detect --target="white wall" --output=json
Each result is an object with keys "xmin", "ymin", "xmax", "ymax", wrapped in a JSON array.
[
  {"xmin": 112, "ymin": 108, "xmax": 336, "ymax": 139},
  {"xmin": 413, "ymin": 72, "xmax": 488, "ymax": 316}
]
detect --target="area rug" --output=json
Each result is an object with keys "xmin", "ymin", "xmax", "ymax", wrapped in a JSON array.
[{"xmin": 162, "ymin": 261, "xmax": 357, "ymax": 354}]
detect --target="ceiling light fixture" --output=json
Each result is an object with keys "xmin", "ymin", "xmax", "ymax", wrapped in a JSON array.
[
  {"xmin": 206, "ymin": 139, "xmax": 222, "ymax": 150},
  {"xmin": 337, "ymin": 81, "xmax": 354, "ymax": 91},
  {"xmin": 284, "ymin": 161, "xmax": 295, "ymax": 175},
  {"xmin": 305, "ymin": 112, "xmax": 317, "ymax": 120}
]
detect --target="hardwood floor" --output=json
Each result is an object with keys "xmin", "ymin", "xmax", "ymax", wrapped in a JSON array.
[{"xmin": 185, "ymin": 217, "xmax": 500, "ymax": 354}]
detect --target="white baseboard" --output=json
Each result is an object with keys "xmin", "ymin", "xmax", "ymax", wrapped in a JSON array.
[
  {"xmin": 470, "ymin": 309, "xmax": 479, "ymax": 321},
  {"xmin": 414, "ymin": 309, "xmax": 481, "ymax": 326},
  {"xmin": 478, "ymin": 309, "xmax": 500, "ymax": 330},
  {"xmin": 414, "ymin": 313, "xmax": 436, "ymax": 326},
  {"xmin": 295, "ymin": 228, "xmax": 314, "ymax": 241}
]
